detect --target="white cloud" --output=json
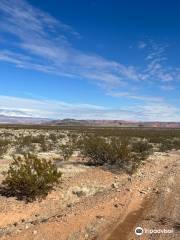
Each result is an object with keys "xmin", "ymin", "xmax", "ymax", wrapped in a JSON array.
[
  {"xmin": 142, "ymin": 42, "xmax": 179, "ymax": 83},
  {"xmin": 0, "ymin": 0, "xmax": 141, "ymax": 89},
  {"xmin": 135, "ymin": 103, "xmax": 180, "ymax": 122},
  {"xmin": 108, "ymin": 91, "xmax": 163, "ymax": 102},
  {"xmin": 0, "ymin": 0, "xmax": 179, "ymax": 91},
  {"xmin": 160, "ymin": 85, "xmax": 174, "ymax": 91},
  {"xmin": 0, "ymin": 95, "xmax": 179, "ymax": 121}
]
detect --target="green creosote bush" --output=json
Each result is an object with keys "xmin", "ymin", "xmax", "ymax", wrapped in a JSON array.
[
  {"xmin": 159, "ymin": 139, "xmax": 172, "ymax": 152},
  {"xmin": 130, "ymin": 138, "xmax": 152, "ymax": 160},
  {"xmin": 18, "ymin": 135, "xmax": 53, "ymax": 152},
  {"xmin": 159, "ymin": 137, "xmax": 180, "ymax": 152},
  {"xmin": 79, "ymin": 135, "xmax": 152, "ymax": 174},
  {"xmin": 60, "ymin": 140, "xmax": 76, "ymax": 161},
  {"xmin": 2, "ymin": 154, "xmax": 62, "ymax": 201},
  {"xmin": 79, "ymin": 135, "xmax": 130, "ymax": 165},
  {"xmin": 49, "ymin": 133, "xmax": 57, "ymax": 142},
  {"xmin": 0, "ymin": 139, "xmax": 10, "ymax": 157},
  {"xmin": 172, "ymin": 138, "xmax": 180, "ymax": 150}
]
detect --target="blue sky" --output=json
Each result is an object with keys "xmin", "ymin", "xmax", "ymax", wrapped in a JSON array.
[{"xmin": 0, "ymin": 0, "xmax": 180, "ymax": 121}]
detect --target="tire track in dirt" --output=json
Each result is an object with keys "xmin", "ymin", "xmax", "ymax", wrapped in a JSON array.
[{"xmin": 105, "ymin": 154, "xmax": 180, "ymax": 240}]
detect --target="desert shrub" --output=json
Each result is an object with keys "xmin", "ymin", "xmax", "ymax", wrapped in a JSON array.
[
  {"xmin": 19, "ymin": 135, "xmax": 33, "ymax": 146},
  {"xmin": 41, "ymin": 141, "xmax": 53, "ymax": 152},
  {"xmin": 58, "ymin": 133, "xmax": 65, "ymax": 139},
  {"xmin": 18, "ymin": 134, "xmax": 53, "ymax": 152},
  {"xmin": 60, "ymin": 144, "xmax": 73, "ymax": 161},
  {"xmin": 0, "ymin": 139, "xmax": 10, "ymax": 156},
  {"xmin": 60, "ymin": 139, "xmax": 76, "ymax": 161},
  {"xmin": 69, "ymin": 133, "xmax": 78, "ymax": 142},
  {"xmin": 31, "ymin": 135, "xmax": 52, "ymax": 152},
  {"xmin": 16, "ymin": 143, "xmax": 36, "ymax": 155},
  {"xmin": 49, "ymin": 133, "xmax": 57, "ymax": 142},
  {"xmin": 79, "ymin": 135, "xmax": 152, "ymax": 173},
  {"xmin": 171, "ymin": 138, "xmax": 180, "ymax": 150},
  {"xmin": 159, "ymin": 139, "xmax": 174, "ymax": 152},
  {"xmin": 31, "ymin": 134, "xmax": 45, "ymax": 144},
  {"xmin": 79, "ymin": 135, "xmax": 110, "ymax": 165},
  {"xmin": 159, "ymin": 137, "xmax": 180, "ymax": 152},
  {"xmin": 2, "ymin": 154, "xmax": 62, "ymax": 201},
  {"xmin": 130, "ymin": 138, "xmax": 152, "ymax": 160},
  {"xmin": 79, "ymin": 135, "xmax": 131, "ymax": 165},
  {"xmin": 19, "ymin": 134, "xmax": 44, "ymax": 145},
  {"xmin": 107, "ymin": 137, "xmax": 149, "ymax": 173}
]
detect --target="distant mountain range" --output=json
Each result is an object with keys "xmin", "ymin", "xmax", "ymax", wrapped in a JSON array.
[
  {"xmin": 0, "ymin": 115, "xmax": 50, "ymax": 124},
  {"xmin": 0, "ymin": 115, "xmax": 180, "ymax": 128},
  {"xmin": 49, "ymin": 118, "xmax": 180, "ymax": 128}
]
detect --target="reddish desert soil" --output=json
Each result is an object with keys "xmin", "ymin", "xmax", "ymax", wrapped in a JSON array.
[{"xmin": 0, "ymin": 151, "xmax": 179, "ymax": 240}]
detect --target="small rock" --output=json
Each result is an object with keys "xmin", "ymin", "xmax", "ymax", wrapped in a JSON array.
[
  {"xmin": 41, "ymin": 219, "xmax": 48, "ymax": 223},
  {"xmin": 125, "ymin": 188, "xmax": 131, "ymax": 192},
  {"xmin": 114, "ymin": 204, "xmax": 118, "ymax": 208},
  {"xmin": 73, "ymin": 190, "xmax": 86, "ymax": 197},
  {"xmin": 153, "ymin": 188, "xmax": 160, "ymax": 194},
  {"xmin": 85, "ymin": 234, "xmax": 89, "ymax": 239},
  {"xmin": 111, "ymin": 183, "xmax": 119, "ymax": 189},
  {"xmin": 25, "ymin": 225, "xmax": 29, "ymax": 229},
  {"xmin": 31, "ymin": 220, "xmax": 39, "ymax": 225},
  {"xmin": 67, "ymin": 203, "xmax": 72, "ymax": 208},
  {"xmin": 139, "ymin": 190, "xmax": 147, "ymax": 194},
  {"xmin": 96, "ymin": 215, "xmax": 104, "ymax": 219},
  {"xmin": 33, "ymin": 230, "xmax": 37, "ymax": 235},
  {"xmin": 119, "ymin": 203, "xmax": 125, "ymax": 207}
]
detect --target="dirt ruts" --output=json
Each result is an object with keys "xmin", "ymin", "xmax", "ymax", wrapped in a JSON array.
[{"xmin": 104, "ymin": 153, "xmax": 180, "ymax": 240}]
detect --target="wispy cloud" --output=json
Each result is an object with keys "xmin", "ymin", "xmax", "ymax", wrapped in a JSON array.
[
  {"xmin": 135, "ymin": 102, "xmax": 180, "ymax": 122},
  {"xmin": 141, "ymin": 41, "xmax": 180, "ymax": 83},
  {"xmin": 160, "ymin": 85, "xmax": 174, "ymax": 91},
  {"xmin": 1, "ymin": 0, "xmax": 179, "ymax": 91},
  {"xmin": 108, "ymin": 91, "xmax": 163, "ymax": 102},
  {"xmin": 0, "ymin": 0, "xmax": 141, "ymax": 88}
]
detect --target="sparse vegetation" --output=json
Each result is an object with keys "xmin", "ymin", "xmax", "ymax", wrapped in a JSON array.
[
  {"xmin": 130, "ymin": 138, "xmax": 152, "ymax": 159},
  {"xmin": 0, "ymin": 125, "xmax": 179, "ymax": 239},
  {"xmin": 0, "ymin": 126, "xmax": 180, "ymax": 174},
  {"xmin": 60, "ymin": 140, "xmax": 75, "ymax": 161},
  {"xmin": 79, "ymin": 135, "xmax": 152, "ymax": 173},
  {"xmin": 0, "ymin": 139, "xmax": 10, "ymax": 157}
]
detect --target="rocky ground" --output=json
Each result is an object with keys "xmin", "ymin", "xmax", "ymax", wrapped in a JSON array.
[
  {"xmin": 103, "ymin": 151, "xmax": 180, "ymax": 240},
  {"xmin": 0, "ymin": 148, "xmax": 179, "ymax": 240}
]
